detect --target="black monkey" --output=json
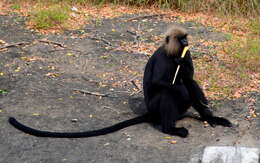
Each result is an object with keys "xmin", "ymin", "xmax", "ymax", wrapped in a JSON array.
[
  {"xmin": 143, "ymin": 26, "xmax": 232, "ymax": 137},
  {"xmin": 8, "ymin": 26, "xmax": 232, "ymax": 138}
]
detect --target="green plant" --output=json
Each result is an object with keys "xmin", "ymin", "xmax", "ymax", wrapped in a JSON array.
[
  {"xmin": 250, "ymin": 17, "xmax": 260, "ymax": 35},
  {"xmin": 175, "ymin": 0, "xmax": 259, "ymax": 16},
  {"xmin": 0, "ymin": 90, "xmax": 8, "ymax": 95},
  {"xmin": 223, "ymin": 35, "xmax": 260, "ymax": 80},
  {"xmin": 224, "ymin": 33, "xmax": 233, "ymax": 40},
  {"xmin": 215, "ymin": 0, "xmax": 259, "ymax": 16},
  {"xmin": 95, "ymin": 18, "xmax": 103, "ymax": 26},
  {"xmin": 10, "ymin": 4, "xmax": 21, "ymax": 10},
  {"xmin": 7, "ymin": 0, "xmax": 260, "ymax": 16},
  {"xmin": 30, "ymin": 5, "xmax": 70, "ymax": 29},
  {"xmin": 233, "ymin": 38, "xmax": 260, "ymax": 72}
]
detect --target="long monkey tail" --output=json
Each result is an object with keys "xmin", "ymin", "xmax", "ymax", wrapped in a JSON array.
[{"xmin": 8, "ymin": 114, "xmax": 150, "ymax": 138}]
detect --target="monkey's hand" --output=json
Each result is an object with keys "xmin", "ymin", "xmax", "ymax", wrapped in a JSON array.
[
  {"xmin": 174, "ymin": 58, "xmax": 185, "ymax": 65},
  {"xmin": 204, "ymin": 116, "xmax": 232, "ymax": 128}
]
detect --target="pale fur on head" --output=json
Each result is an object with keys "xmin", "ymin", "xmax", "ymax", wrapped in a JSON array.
[{"xmin": 164, "ymin": 25, "xmax": 188, "ymax": 56}]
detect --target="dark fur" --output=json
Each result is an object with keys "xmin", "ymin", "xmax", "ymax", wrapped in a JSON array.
[
  {"xmin": 143, "ymin": 26, "xmax": 231, "ymax": 137},
  {"xmin": 8, "ymin": 115, "xmax": 148, "ymax": 138},
  {"xmin": 8, "ymin": 26, "xmax": 232, "ymax": 138}
]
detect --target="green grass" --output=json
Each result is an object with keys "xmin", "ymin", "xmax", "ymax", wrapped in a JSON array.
[
  {"xmin": 9, "ymin": 0, "xmax": 88, "ymax": 3},
  {"xmin": 194, "ymin": 21, "xmax": 260, "ymax": 99},
  {"xmin": 0, "ymin": 90, "xmax": 8, "ymax": 95},
  {"xmin": 8, "ymin": 0, "xmax": 260, "ymax": 16},
  {"xmin": 233, "ymin": 38, "xmax": 260, "ymax": 72},
  {"xmin": 175, "ymin": 0, "xmax": 259, "ymax": 16},
  {"xmin": 250, "ymin": 17, "xmax": 260, "ymax": 35},
  {"xmin": 10, "ymin": 4, "xmax": 21, "ymax": 10},
  {"xmin": 30, "ymin": 5, "xmax": 70, "ymax": 29},
  {"xmin": 229, "ymin": 18, "xmax": 260, "ymax": 73},
  {"xmin": 110, "ymin": 0, "xmax": 259, "ymax": 16}
]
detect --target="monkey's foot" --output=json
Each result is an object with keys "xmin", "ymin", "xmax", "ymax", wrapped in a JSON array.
[
  {"xmin": 164, "ymin": 127, "xmax": 189, "ymax": 138},
  {"xmin": 206, "ymin": 116, "xmax": 232, "ymax": 127}
]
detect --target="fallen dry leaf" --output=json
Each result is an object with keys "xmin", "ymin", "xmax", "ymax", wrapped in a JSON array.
[
  {"xmin": 163, "ymin": 136, "xmax": 172, "ymax": 139},
  {"xmin": 45, "ymin": 72, "xmax": 59, "ymax": 77},
  {"xmin": 0, "ymin": 39, "xmax": 6, "ymax": 44},
  {"xmin": 14, "ymin": 67, "xmax": 21, "ymax": 72},
  {"xmin": 170, "ymin": 140, "xmax": 177, "ymax": 144},
  {"xmin": 66, "ymin": 53, "xmax": 74, "ymax": 56},
  {"xmin": 21, "ymin": 56, "xmax": 43, "ymax": 62}
]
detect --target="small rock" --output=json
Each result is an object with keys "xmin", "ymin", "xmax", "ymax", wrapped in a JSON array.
[
  {"xmin": 170, "ymin": 140, "xmax": 177, "ymax": 144},
  {"xmin": 71, "ymin": 6, "xmax": 78, "ymax": 12},
  {"xmin": 256, "ymin": 119, "xmax": 260, "ymax": 127},
  {"xmin": 202, "ymin": 146, "xmax": 259, "ymax": 163},
  {"xmin": 71, "ymin": 13, "xmax": 77, "ymax": 18},
  {"xmin": 71, "ymin": 119, "xmax": 78, "ymax": 122}
]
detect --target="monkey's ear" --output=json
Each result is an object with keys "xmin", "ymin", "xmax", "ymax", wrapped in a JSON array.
[{"xmin": 165, "ymin": 36, "xmax": 169, "ymax": 44}]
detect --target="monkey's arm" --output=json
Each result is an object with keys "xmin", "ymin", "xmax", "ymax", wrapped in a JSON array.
[
  {"xmin": 181, "ymin": 52, "xmax": 213, "ymax": 118},
  {"xmin": 181, "ymin": 53, "xmax": 232, "ymax": 127},
  {"xmin": 182, "ymin": 70, "xmax": 232, "ymax": 127},
  {"xmin": 184, "ymin": 79, "xmax": 232, "ymax": 127},
  {"xmin": 151, "ymin": 59, "xmax": 179, "ymax": 91},
  {"xmin": 183, "ymin": 78, "xmax": 213, "ymax": 117}
]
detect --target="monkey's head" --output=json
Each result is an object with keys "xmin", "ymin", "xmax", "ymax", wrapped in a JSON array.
[{"xmin": 164, "ymin": 26, "xmax": 188, "ymax": 57}]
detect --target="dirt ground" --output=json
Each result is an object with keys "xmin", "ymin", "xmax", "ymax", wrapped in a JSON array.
[{"xmin": 0, "ymin": 14, "xmax": 259, "ymax": 163}]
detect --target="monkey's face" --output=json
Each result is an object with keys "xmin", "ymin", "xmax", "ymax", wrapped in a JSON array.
[
  {"xmin": 164, "ymin": 26, "xmax": 189, "ymax": 57},
  {"xmin": 166, "ymin": 35, "xmax": 188, "ymax": 48},
  {"xmin": 178, "ymin": 35, "xmax": 188, "ymax": 47}
]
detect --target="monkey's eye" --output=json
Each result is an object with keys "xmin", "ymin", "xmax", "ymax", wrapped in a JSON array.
[
  {"xmin": 179, "ymin": 36, "xmax": 186, "ymax": 40},
  {"xmin": 166, "ymin": 36, "xmax": 170, "ymax": 43},
  {"xmin": 179, "ymin": 37, "xmax": 188, "ymax": 46}
]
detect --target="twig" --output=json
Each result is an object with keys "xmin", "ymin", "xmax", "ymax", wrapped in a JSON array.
[
  {"xmin": 130, "ymin": 89, "xmax": 142, "ymax": 96},
  {"xmin": 73, "ymin": 88, "xmax": 132, "ymax": 98},
  {"xmin": 126, "ymin": 14, "xmax": 166, "ymax": 22},
  {"xmin": 39, "ymin": 39, "xmax": 82, "ymax": 53},
  {"xmin": 137, "ymin": 23, "xmax": 141, "ymax": 48},
  {"xmin": 126, "ymin": 30, "xmax": 137, "ymax": 36},
  {"xmin": 73, "ymin": 89, "xmax": 119, "ymax": 98},
  {"xmin": 73, "ymin": 89, "xmax": 108, "ymax": 97},
  {"xmin": 39, "ymin": 39, "xmax": 66, "ymax": 48},
  {"xmin": 47, "ymin": 48, "xmax": 82, "ymax": 53},
  {"xmin": 127, "ymin": 30, "xmax": 140, "ymax": 38},
  {"xmin": 112, "ymin": 90, "xmax": 131, "ymax": 94},
  {"xmin": 129, "ymin": 75, "xmax": 139, "ymax": 81},
  {"xmin": 131, "ymin": 80, "xmax": 141, "ymax": 91},
  {"xmin": 87, "ymin": 36, "xmax": 113, "ymax": 46},
  {"xmin": 129, "ymin": 75, "xmax": 141, "ymax": 90},
  {"xmin": 129, "ymin": 76, "xmax": 142, "ymax": 96},
  {"xmin": 127, "ymin": 30, "xmax": 141, "ymax": 44},
  {"xmin": 103, "ymin": 106, "xmax": 121, "ymax": 114},
  {"xmin": 0, "ymin": 42, "xmax": 30, "ymax": 50},
  {"xmin": 81, "ymin": 76, "xmax": 101, "ymax": 85}
]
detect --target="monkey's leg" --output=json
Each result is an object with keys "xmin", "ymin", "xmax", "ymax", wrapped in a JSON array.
[
  {"xmin": 159, "ymin": 91, "xmax": 189, "ymax": 138},
  {"xmin": 184, "ymin": 79, "xmax": 213, "ymax": 118},
  {"xmin": 178, "ymin": 85, "xmax": 192, "ymax": 115}
]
